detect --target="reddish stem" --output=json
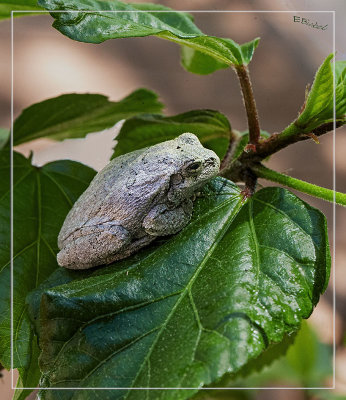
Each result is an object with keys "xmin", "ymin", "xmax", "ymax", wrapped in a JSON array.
[{"xmin": 235, "ymin": 65, "xmax": 261, "ymax": 146}]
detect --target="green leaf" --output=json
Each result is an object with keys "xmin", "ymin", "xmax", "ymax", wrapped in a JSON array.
[
  {"xmin": 0, "ymin": 0, "xmax": 44, "ymax": 20},
  {"xmin": 335, "ymin": 60, "xmax": 346, "ymax": 82},
  {"xmin": 239, "ymin": 38, "xmax": 261, "ymax": 66},
  {"xmin": 0, "ymin": 150, "xmax": 96, "ymax": 370},
  {"xmin": 180, "ymin": 46, "xmax": 229, "ymax": 75},
  {"xmin": 13, "ymin": 89, "xmax": 163, "ymax": 146},
  {"xmin": 180, "ymin": 37, "xmax": 260, "ymax": 75},
  {"xmin": 298, "ymin": 54, "xmax": 333, "ymax": 127},
  {"xmin": 28, "ymin": 178, "xmax": 330, "ymax": 398},
  {"xmin": 13, "ymin": 338, "xmax": 41, "ymax": 400},
  {"xmin": 0, "ymin": 129, "xmax": 10, "ymax": 149},
  {"xmin": 112, "ymin": 110, "xmax": 231, "ymax": 160},
  {"xmin": 335, "ymin": 60, "xmax": 346, "ymax": 120},
  {"xmin": 38, "ymin": 0, "xmax": 260, "ymax": 73},
  {"xmin": 296, "ymin": 55, "xmax": 346, "ymax": 132}
]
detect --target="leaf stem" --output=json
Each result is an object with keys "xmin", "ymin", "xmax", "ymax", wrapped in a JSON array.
[
  {"xmin": 235, "ymin": 65, "xmax": 261, "ymax": 145},
  {"xmin": 220, "ymin": 129, "xmax": 237, "ymax": 169},
  {"xmin": 253, "ymin": 164, "xmax": 346, "ymax": 207}
]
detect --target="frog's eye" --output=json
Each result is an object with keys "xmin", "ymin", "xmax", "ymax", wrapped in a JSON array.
[{"xmin": 184, "ymin": 161, "xmax": 202, "ymax": 175}]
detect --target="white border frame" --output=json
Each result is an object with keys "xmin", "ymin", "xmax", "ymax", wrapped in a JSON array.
[{"xmin": 10, "ymin": 9, "xmax": 336, "ymax": 392}]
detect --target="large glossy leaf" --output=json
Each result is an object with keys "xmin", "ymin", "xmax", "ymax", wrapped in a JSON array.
[
  {"xmin": 28, "ymin": 178, "xmax": 330, "ymax": 399},
  {"xmin": 0, "ymin": 150, "xmax": 96, "ymax": 371},
  {"xmin": 112, "ymin": 110, "xmax": 231, "ymax": 160},
  {"xmin": 38, "ymin": 0, "xmax": 259, "ymax": 74},
  {"xmin": 13, "ymin": 89, "xmax": 163, "ymax": 145},
  {"xmin": 0, "ymin": 0, "xmax": 44, "ymax": 20}
]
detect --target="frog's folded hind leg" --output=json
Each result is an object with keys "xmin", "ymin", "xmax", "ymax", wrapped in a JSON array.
[{"xmin": 57, "ymin": 223, "xmax": 131, "ymax": 270}]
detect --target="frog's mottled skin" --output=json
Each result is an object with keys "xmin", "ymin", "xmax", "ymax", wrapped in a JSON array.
[{"xmin": 57, "ymin": 133, "xmax": 220, "ymax": 269}]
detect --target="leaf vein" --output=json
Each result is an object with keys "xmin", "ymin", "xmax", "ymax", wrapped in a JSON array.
[
  {"xmin": 40, "ymin": 170, "xmax": 73, "ymax": 207},
  {"xmin": 124, "ymin": 197, "xmax": 243, "ymax": 395},
  {"xmin": 254, "ymin": 198, "xmax": 317, "ymax": 246}
]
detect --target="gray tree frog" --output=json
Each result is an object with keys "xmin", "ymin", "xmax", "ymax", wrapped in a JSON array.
[{"xmin": 57, "ymin": 133, "xmax": 220, "ymax": 269}]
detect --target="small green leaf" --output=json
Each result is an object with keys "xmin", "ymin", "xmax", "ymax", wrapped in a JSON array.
[
  {"xmin": 335, "ymin": 60, "xmax": 346, "ymax": 82},
  {"xmin": 28, "ymin": 179, "xmax": 330, "ymax": 398},
  {"xmin": 38, "ymin": 0, "xmax": 260, "ymax": 73},
  {"xmin": 0, "ymin": 0, "xmax": 44, "ymax": 20},
  {"xmin": 180, "ymin": 38, "xmax": 259, "ymax": 75},
  {"xmin": 0, "ymin": 129, "xmax": 10, "ymax": 149},
  {"xmin": 335, "ymin": 60, "xmax": 346, "ymax": 120},
  {"xmin": 296, "ymin": 55, "xmax": 346, "ymax": 131},
  {"xmin": 13, "ymin": 89, "xmax": 163, "ymax": 145},
  {"xmin": 112, "ymin": 110, "xmax": 231, "ymax": 160},
  {"xmin": 180, "ymin": 46, "xmax": 229, "ymax": 75},
  {"xmin": 0, "ymin": 150, "xmax": 96, "ymax": 370},
  {"xmin": 239, "ymin": 38, "xmax": 260, "ymax": 66},
  {"xmin": 298, "ymin": 54, "xmax": 334, "ymax": 128}
]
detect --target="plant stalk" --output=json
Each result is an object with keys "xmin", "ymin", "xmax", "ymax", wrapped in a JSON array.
[
  {"xmin": 253, "ymin": 164, "xmax": 346, "ymax": 207},
  {"xmin": 239, "ymin": 120, "xmax": 344, "ymax": 165},
  {"xmin": 235, "ymin": 65, "xmax": 261, "ymax": 145}
]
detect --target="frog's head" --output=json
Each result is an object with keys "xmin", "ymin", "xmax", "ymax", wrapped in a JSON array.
[{"xmin": 167, "ymin": 133, "xmax": 220, "ymax": 204}]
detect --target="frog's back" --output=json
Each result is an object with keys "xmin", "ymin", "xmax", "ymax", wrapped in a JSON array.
[{"xmin": 58, "ymin": 148, "xmax": 148, "ymax": 245}]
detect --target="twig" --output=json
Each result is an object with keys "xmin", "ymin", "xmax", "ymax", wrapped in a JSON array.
[
  {"xmin": 235, "ymin": 65, "xmax": 261, "ymax": 146},
  {"xmin": 219, "ymin": 120, "xmax": 345, "ymax": 187},
  {"xmin": 241, "ymin": 168, "xmax": 257, "ymax": 199},
  {"xmin": 234, "ymin": 120, "xmax": 345, "ymax": 167}
]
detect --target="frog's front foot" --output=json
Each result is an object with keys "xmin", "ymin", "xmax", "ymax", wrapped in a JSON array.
[{"xmin": 142, "ymin": 200, "xmax": 193, "ymax": 236}]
